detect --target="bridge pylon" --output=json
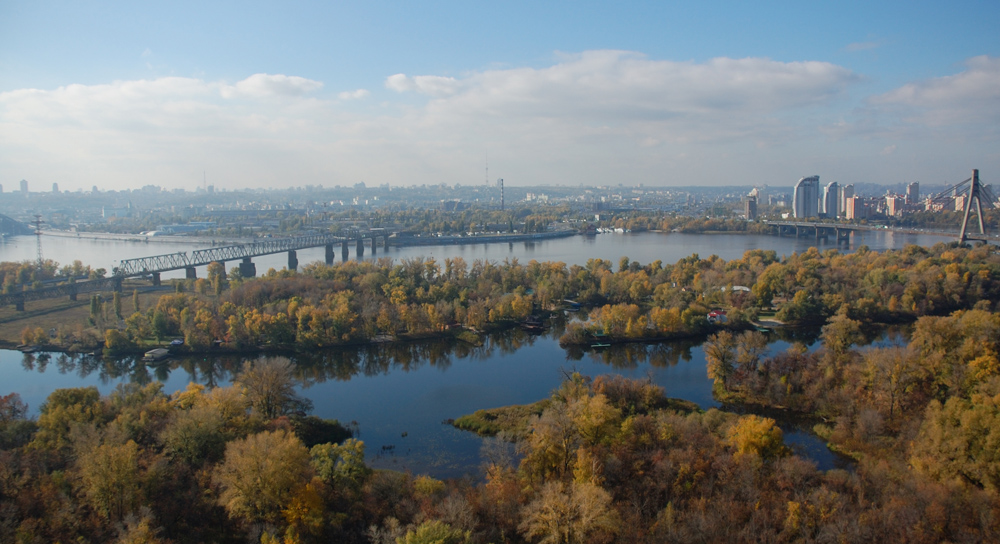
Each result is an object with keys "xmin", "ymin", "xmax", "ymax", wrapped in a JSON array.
[{"xmin": 960, "ymin": 169, "xmax": 988, "ymax": 243}]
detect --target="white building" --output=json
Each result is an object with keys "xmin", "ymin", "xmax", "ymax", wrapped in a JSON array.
[
  {"xmin": 793, "ymin": 176, "xmax": 820, "ymax": 219},
  {"xmin": 823, "ymin": 181, "xmax": 839, "ymax": 218}
]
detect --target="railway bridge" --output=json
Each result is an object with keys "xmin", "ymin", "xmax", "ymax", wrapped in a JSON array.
[{"xmin": 0, "ymin": 229, "xmax": 390, "ymax": 310}]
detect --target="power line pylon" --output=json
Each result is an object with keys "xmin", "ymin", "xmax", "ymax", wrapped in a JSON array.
[
  {"xmin": 33, "ymin": 214, "xmax": 44, "ymax": 271},
  {"xmin": 959, "ymin": 169, "xmax": 987, "ymax": 243}
]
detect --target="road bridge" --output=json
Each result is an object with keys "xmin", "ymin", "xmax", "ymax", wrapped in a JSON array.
[
  {"xmin": 762, "ymin": 220, "xmax": 1000, "ymax": 243},
  {"xmin": 0, "ymin": 214, "xmax": 33, "ymax": 236}
]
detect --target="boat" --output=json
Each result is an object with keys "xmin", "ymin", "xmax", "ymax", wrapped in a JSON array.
[{"xmin": 142, "ymin": 348, "xmax": 170, "ymax": 362}]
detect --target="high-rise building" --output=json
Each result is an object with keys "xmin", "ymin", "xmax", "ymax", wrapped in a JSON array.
[
  {"xmin": 823, "ymin": 181, "xmax": 839, "ymax": 218},
  {"xmin": 52, "ymin": 182, "xmax": 59, "ymax": 193},
  {"xmin": 886, "ymin": 195, "xmax": 906, "ymax": 217},
  {"xmin": 793, "ymin": 176, "xmax": 820, "ymax": 219},
  {"xmin": 840, "ymin": 184, "xmax": 854, "ymax": 213},
  {"xmin": 19, "ymin": 179, "xmax": 28, "ymax": 193},
  {"xmin": 845, "ymin": 196, "xmax": 867, "ymax": 220},
  {"xmin": 745, "ymin": 195, "xmax": 758, "ymax": 220},
  {"xmin": 906, "ymin": 182, "xmax": 919, "ymax": 205}
]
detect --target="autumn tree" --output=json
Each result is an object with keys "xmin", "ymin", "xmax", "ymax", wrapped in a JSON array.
[
  {"xmin": 519, "ymin": 481, "xmax": 620, "ymax": 544},
  {"xmin": 214, "ymin": 429, "xmax": 313, "ymax": 529},
  {"xmin": 725, "ymin": 414, "xmax": 788, "ymax": 460},
  {"xmin": 705, "ymin": 330, "xmax": 738, "ymax": 391},
  {"xmin": 77, "ymin": 440, "xmax": 144, "ymax": 522},
  {"xmin": 234, "ymin": 358, "xmax": 312, "ymax": 420}
]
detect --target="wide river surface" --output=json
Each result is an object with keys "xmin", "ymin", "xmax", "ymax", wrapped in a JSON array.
[{"xmin": 0, "ymin": 229, "xmax": 953, "ymax": 477}]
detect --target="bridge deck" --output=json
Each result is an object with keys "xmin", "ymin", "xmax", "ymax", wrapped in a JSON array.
[{"xmin": 113, "ymin": 232, "xmax": 379, "ymax": 277}]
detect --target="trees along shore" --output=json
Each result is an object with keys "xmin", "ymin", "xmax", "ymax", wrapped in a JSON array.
[{"xmin": 6, "ymin": 241, "xmax": 998, "ymax": 356}]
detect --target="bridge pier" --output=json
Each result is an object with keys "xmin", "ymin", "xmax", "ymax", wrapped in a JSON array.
[
  {"xmin": 816, "ymin": 227, "xmax": 829, "ymax": 242},
  {"xmin": 288, "ymin": 250, "xmax": 298, "ymax": 271},
  {"xmin": 325, "ymin": 244, "xmax": 335, "ymax": 265},
  {"xmin": 371, "ymin": 237, "xmax": 377, "ymax": 255},
  {"xmin": 356, "ymin": 238, "xmax": 364, "ymax": 258},
  {"xmin": 342, "ymin": 241, "xmax": 349, "ymax": 261},
  {"xmin": 239, "ymin": 257, "xmax": 256, "ymax": 278},
  {"xmin": 185, "ymin": 267, "xmax": 197, "ymax": 279},
  {"xmin": 113, "ymin": 277, "xmax": 123, "ymax": 292},
  {"xmin": 68, "ymin": 284, "xmax": 77, "ymax": 302},
  {"xmin": 836, "ymin": 228, "xmax": 851, "ymax": 244},
  {"xmin": 152, "ymin": 272, "xmax": 161, "ymax": 286}
]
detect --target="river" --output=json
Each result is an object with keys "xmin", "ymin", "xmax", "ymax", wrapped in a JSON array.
[{"xmin": 0, "ymin": 230, "xmax": 952, "ymax": 477}]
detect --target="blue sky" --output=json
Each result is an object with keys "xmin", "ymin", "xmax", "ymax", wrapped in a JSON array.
[{"xmin": 1, "ymin": 1, "xmax": 998, "ymax": 191}]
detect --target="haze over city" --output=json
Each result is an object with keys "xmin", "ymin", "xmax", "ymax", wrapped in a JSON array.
[{"xmin": 1, "ymin": 1, "xmax": 998, "ymax": 192}]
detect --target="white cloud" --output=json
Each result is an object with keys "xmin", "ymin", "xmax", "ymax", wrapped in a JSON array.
[
  {"xmin": 220, "ymin": 73, "xmax": 323, "ymax": 99},
  {"xmin": 5, "ymin": 52, "xmax": 992, "ymax": 190},
  {"xmin": 338, "ymin": 89, "xmax": 370, "ymax": 100},
  {"xmin": 869, "ymin": 55, "xmax": 1000, "ymax": 130},
  {"xmin": 386, "ymin": 74, "xmax": 462, "ymax": 97},
  {"xmin": 880, "ymin": 144, "xmax": 897, "ymax": 155}
]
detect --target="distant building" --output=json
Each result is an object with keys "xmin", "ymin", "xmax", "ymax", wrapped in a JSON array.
[
  {"xmin": 954, "ymin": 195, "xmax": 967, "ymax": 212},
  {"xmin": 840, "ymin": 184, "xmax": 854, "ymax": 214},
  {"xmin": 845, "ymin": 196, "xmax": 867, "ymax": 220},
  {"xmin": 793, "ymin": 176, "xmax": 820, "ymax": 218},
  {"xmin": 906, "ymin": 182, "xmax": 919, "ymax": 205},
  {"xmin": 745, "ymin": 195, "xmax": 758, "ymax": 220},
  {"xmin": 886, "ymin": 195, "xmax": 906, "ymax": 217},
  {"xmin": 52, "ymin": 182, "xmax": 59, "ymax": 193},
  {"xmin": 823, "ymin": 181, "xmax": 839, "ymax": 218},
  {"xmin": 19, "ymin": 179, "xmax": 28, "ymax": 193}
]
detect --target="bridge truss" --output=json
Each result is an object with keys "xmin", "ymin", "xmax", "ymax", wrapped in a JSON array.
[{"xmin": 113, "ymin": 232, "xmax": 363, "ymax": 277}]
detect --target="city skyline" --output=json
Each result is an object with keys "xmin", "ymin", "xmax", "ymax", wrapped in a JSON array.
[{"xmin": 1, "ymin": 1, "xmax": 998, "ymax": 192}]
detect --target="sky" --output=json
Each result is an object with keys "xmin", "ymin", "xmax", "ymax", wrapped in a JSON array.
[{"xmin": 1, "ymin": 1, "xmax": 998, "ymax": 192}]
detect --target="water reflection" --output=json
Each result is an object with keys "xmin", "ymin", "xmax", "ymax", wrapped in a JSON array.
[{"xmin": 8, "ymin": 320, "xmax": 882, "ymax": 476}]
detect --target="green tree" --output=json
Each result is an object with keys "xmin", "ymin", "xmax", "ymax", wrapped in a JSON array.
[
  {"xmin": 77, "ymin": 440, "xmax": 143, "ymax": 521},
  {"xmin": 398, "ymin": 520, "xmax": 470, "ymax": 544},
  {"xmin": 105, "ymin": 328, "xmax": 134, "ymax": 352},
  {"xmin": 910, "ymin": 380, "xmax": 1000, "ymax": 492},
  {"xmin": 310, "ymin": 438, "xmax": 370, "ymax": 492},
  {"xmin": 32, "ymin": 386, "xmax": 107, "ymax": 451},
  {"xmin": 160, "ymin": 404, "xmax": 226, "ymax": 466}
]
